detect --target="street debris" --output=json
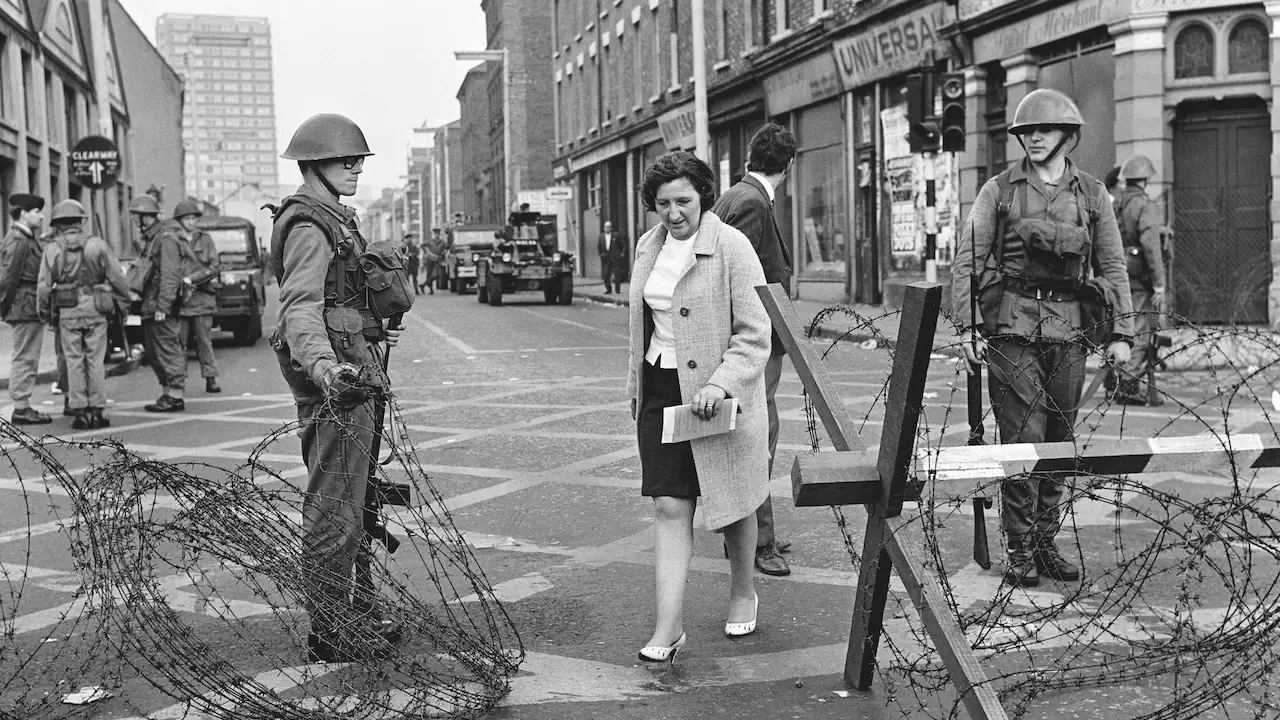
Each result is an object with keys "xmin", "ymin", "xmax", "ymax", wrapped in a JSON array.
[{"xmin": 61, "ymin": 686, "xmax": 111, "ymax": 705}]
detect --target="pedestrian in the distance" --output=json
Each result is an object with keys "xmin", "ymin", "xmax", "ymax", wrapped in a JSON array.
[
  {"xmin": 404, "ymin": 233, "xmax": 421, "ymax": 295},
  {"xmin": 173, "ymin": 200, "xmax": 222, "ymax": 394},
  {"xmin": 952, "ymin": 89, "xmax": 1134, "ymax": 588},
  {"xmin": 627, "ymin": 150, "xmax": 772, "ymax": 664},
  {"xmin": 0, "ymin": 193, "xmax": 50, "ymax": 425},
  {"xmin": 141, "ymin": 202, "xmax": 191, "ymax": 413},
  {"xmin": 710, "ymin": 122, "xmax": 797, "ymax": 577},
  {"xmin": 36, "ymin": 200, "xmax": 130, "ymax": 429},
  {"xmin": 597, "ymin": 221, "xmax": 627, "ymax": 295}
]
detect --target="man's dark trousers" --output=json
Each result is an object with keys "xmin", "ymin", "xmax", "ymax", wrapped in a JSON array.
[
  {"xmin": 600, "ymin": 256, "xmax": 621, "ymax": 294},
  {"xmin": 756, "ymin": 352, "xmax": 784, "ymax": 546},
  {"xmin": 987, "ymin": 338, "xmax": 1087, "ymax": 542}
]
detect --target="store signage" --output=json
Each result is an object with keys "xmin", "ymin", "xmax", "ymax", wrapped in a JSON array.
[
  {"xmin": 546, "ymin": 186, "xmax": 574, "ymax": 201},
  {"xmin": 568, "ymin": 138, "xmax": 627, "ymax": 174},
  {"xmin": 764, "ymin": 52, "xmax": 842, "ymax": 115},
  {"xmin": 957, "ymin": 0, "xmax": 1020, "ymax": 21},
  {"xmin": 1130, "ymin": 0, "xmax": 1240, "ymax": 11},
  {"xmin": 973, "ymin": 0, "xmax": 1130, "ymax": 63},
  {"xmin": 830, "ymin": 3, "xmax": 951, "ymax": 90},
  {"xmin": 658, "ymin": 102, "xmax": 698, "ymax": 150}
]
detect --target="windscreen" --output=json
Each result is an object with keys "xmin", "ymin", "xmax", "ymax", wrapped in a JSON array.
[{"xmin": 205, "ymin": 228, "xmax": 252, "ymax": 255}]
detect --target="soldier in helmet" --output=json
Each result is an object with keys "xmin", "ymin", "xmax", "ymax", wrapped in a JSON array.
[
  {"xmin": 952, "ymin": 88, "xmax": 1134, "ymax": 588},
  {"xmin": 128, "ymin": 194, "xmax": 164, "ymax": 257},
  {"xmin": 0, "ymin": 193, "xmax": 50, "ymax": 425},
  {"xmin": 141, "ymin": 200, "xmax": 193, "ymax": 413},
  {"xmin": 1110, "ymin": 154, "xmax": 1167, "ymax": 405},
  {"xmin": 270, "ymin": 113, "xmax": 405, "ymax": 663},
  {"xmin": 35, "ymin": 200, "xmax": 130, "ymax": 429},
  {"xmin": 173, "ymin": 200, "xmax": 222, "ymax": 394}
]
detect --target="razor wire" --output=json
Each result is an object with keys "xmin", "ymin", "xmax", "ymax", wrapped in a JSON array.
[
  {"xmin": 0, "ymin": 386, "xmax": 523, "ymax": 720},
  {"xmin": 801, "ymin": 304, "xmax": 1280, "ymax": 720}
]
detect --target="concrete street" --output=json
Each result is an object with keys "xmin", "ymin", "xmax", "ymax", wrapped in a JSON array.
[{"xmin": 2, "ymin": 284, "xmax": 1277, "ymax": 719}]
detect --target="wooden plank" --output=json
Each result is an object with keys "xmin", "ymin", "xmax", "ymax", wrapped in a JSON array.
[
  {"xmin": 756, "ymin": 283, "xmax": 867, "ymax": 453},
  {"xmin": 847, "ymin": 283, "xmax": 943, "ymax": 690},
  {"xmin": 884, "ymin": 515, "xmax": 1009, "ymax": 720},
  {"xmin": 791, "ymin": 452, "xmax": 882, "ymax": 507},
  {"xmin": 876, "ymin": 282, "xmax": 942, "ymax": 518}
]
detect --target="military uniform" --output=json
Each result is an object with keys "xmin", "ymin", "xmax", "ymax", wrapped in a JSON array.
[
  {"xmin": 0, "ymin": 198, "xmax": 49, "ymax": 422},
  {"xmin": 1114, "ymin": 164, "xmax": 1167, "ymax": 403},
  {"xmin": 177, "ymin": 225, "xmax": 221, "ymax": 387},
  {"xmin": 142, "ymin": 221, "xmax": 190, "ymax": 408},
  {"xmin": 36, "ymin": 202, "xmax": 131, "ymax": 428},
  {"xmin": 953, "ymin": 89, "xmax": 1134, "ymax": 587},
  {"xmin": 422, "ymin": 233, "xmax": 447, "ymax": 292}
]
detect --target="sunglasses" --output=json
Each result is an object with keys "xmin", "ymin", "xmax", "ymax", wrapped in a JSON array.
[{"xmin": 340, "ymin": 156, "xmax": 365, "ymax": 170}]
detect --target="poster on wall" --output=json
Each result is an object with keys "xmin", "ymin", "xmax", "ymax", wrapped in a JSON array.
[{"xmin": 881, "ymin": 106, "xmax": 918, "ymax": 256}]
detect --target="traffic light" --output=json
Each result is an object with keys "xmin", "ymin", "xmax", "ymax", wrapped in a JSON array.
[
  {"xmin": 905, "ymin": 73, "xmax": 940, "ymax": 154},
  {"xmin": 940, "ymin": 72, "xmax": 966, "ymax": 153}
]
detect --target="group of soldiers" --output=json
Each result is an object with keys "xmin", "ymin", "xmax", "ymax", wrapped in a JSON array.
[
  {"xmin": 0, "ymin": 191, "xmax": 223, "ymax": 428},
  {"xmin": 953, "ymin": 87, "xmax": 1170, "ymax": 588},
  {"xmin": 400, "ymin": 227, "xmax": 449, "ymax": 295}
]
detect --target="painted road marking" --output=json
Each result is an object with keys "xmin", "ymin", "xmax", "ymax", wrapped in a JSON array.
[{"xmin": 403, "ymin": 309, "xmax": 480, "ymax": 354}]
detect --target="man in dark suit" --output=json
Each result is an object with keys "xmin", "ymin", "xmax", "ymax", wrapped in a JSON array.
[
  {"xmin": 597, "ymin": 221, "xmax": 626, "ymax": 294},
  {"xmin": 710, "ymin": 123, "xmax": 798, "ymax": 576}
]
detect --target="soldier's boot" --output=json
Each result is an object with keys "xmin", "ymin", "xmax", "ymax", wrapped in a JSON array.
[
  {"xmin": 144, "ymin": 395, "xmax": 185, "ymax": 413},
  {"xmin": 1034, "ymin": 537, "xmax": 1080, "ymax": 582},
  {"xmin": 1003, "ymin": 537, "xmax": 1040, "ymax": 587},
  {"xmin": 206, "ymin": 377, "xmax": 222, "ymax": 394},
  {"xmin": 10, "ymin": 407, "xmax": 52, "ymax": 425},
  {"xmin": 70, "ymin": 410, "xmax": 91, "ymax": 430},
  {"xmin": 88, "ymin": 408, "xmax": 110, "ymax": 429}
]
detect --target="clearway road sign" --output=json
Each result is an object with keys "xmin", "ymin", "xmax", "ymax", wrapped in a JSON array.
[{"xmin": 70, "ymin": 136, "xmax": 121, "ymax": 190}]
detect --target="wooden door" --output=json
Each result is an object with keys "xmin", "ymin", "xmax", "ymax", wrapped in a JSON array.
[{"xmin": 1172, "ymin": 99, "xmax": 1271, "ymax": 323}]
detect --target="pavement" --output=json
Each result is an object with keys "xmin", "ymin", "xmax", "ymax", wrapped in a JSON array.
[{"xmin": 2, "ymin": 285, "xmax": 1278, "ymax": 719}]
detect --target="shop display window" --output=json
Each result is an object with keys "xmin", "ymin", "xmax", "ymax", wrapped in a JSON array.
[{"xmin": 795, "ymin": 102, "xmax": 846, "ymax": 280}]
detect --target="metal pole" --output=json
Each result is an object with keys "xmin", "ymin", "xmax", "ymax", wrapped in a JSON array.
[
  {"xmin": 691, "ymin": 0, "xmax": 709, "ymax": 161},
  {"xmin": 924, "ymin": 152, "xmax": 937, "ymax": 283},
  {"xmin": 502, "ymin": 47, "xmax": 513, "ymax": 213}
]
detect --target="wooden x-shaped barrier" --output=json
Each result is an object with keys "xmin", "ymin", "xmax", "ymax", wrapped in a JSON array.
[{"xmin": 756, "ymin": 281, "xmax": 1280, "ymax": 720}]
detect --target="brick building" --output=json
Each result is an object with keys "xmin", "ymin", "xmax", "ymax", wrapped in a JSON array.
[
  {"xmin": 455, "ymin": 0, "xmax": 556, "ymax": 226},
  {"xmin": 0, "ymin": 0, "xmax": 184, "ymax": 256},
  {"xmin": 556, "ymin": 0, "xmax": 1280, "ymax": 326}
]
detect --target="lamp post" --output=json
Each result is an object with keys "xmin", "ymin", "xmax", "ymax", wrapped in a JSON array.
[{"xmin": 454, "ymin": 48, "xmax": 511, "ymax": 213}]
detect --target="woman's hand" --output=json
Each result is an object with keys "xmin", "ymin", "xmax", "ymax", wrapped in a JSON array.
[{"xmin": 690, "ymin": 383, "xmax": 727, "ymax": 420}]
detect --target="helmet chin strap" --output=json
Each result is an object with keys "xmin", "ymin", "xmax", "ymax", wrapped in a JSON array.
[
  {"xmin": 1017, "ymin": 128, "xmax": 1075, "ymax": 165},
  {"xmin": 303, "ymin": 161, "xmax": 343, "ymax": 199}
]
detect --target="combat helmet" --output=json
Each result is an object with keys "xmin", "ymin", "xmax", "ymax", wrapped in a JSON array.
[
  {"xmin": 50, "ymin": 199, "xmax": 87, "ymax": 223},
  {"xmin": 1008, "ymin": 89, "xmax": 1087, "ymax": 134},
  {"xmin": 281, "ymin": 114, "xmax": 374, "ymax": 161},
  {"xmin": 128, "ymin": 195, "xmax": 161, "ymax": 216},
  {"xmin": 173, "ymin": 199, "xmax": 203, "ymax": 220},
  {"xmin": 1119, "ymin": 154, "xmax": 1156, "ymax": 182}
]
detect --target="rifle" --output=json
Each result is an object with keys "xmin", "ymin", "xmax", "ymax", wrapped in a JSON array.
[
  {"xmin": 354, "ymin": 312, "xmax": 412, "ymax": 616},
  {"xmin": 969, "ymin": 273, "xmax": 993, "ymax": 570}
]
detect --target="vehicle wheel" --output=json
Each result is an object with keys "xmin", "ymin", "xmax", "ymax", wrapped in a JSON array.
[
  {"xmin": 558, "ymin": 275, "xmax": 574, "ymax": 305},
  {"xmin": 487, "ymin": 276, "xmax": 504, "ymax": 306},
  {"xmin": 234, "ymin": 314, "xmax": 263, "ymax": 346},
  {"xmin": 450, "ymin": 277, "xmax": 459, "ymax": 293},
  {"xmin": 543, "ymin": 279, "xmax": 559, "ymax": 304},
  {"xmin": 477, "ymin": 282, "xmax": 489, "ymax": 303}
]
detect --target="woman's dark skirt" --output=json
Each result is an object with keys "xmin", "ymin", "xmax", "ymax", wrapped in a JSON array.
[{"xmin": 638, "ymin": 361, "xmax": 701, "ymax": 499}]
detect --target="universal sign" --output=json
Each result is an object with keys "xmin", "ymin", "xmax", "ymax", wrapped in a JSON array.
[{"xmin": 830, "ymin": 3, "xmax": 950, "ymax": 90}]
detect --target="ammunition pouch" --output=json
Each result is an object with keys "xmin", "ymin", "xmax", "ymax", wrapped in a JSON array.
[{"xmin": 359, "ymin": 241, "xmax": 415, "ymax": 320}]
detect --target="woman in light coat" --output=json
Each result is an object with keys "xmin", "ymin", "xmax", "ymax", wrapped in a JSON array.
[{"xmin": 626, "ymin": 151, "xmax": 772, "ymax": 663}]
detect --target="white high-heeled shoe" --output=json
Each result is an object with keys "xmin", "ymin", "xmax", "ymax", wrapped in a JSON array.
[
  {"xmin": 638, "ymin": 632, "xmax": 687, "ymax": 664},
  {"xmin": 724, "ymin": 594, "xmax": 759, "ymax": 638}
]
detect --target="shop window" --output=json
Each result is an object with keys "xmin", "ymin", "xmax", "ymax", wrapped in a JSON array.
[
  {"xmin": 984, "ymin": 62, "xmax": 1007, "ymax": 181},
  {"xmin": 586, "ymin": 169, "xmax": 599, "ymax": 209},
  {"xmin": 772, "ymin": 0, "xmax": 790, "ymax": 40},
  {"xmin": 1174, "ymin": 24, "xmax": 1214, "ymax": 79},
  {"xmin": 795, "ymin": 102, "xmax": 845, "ymax": 280},
  {"xmin": 1228, "ymin": 18, "xmax": 1268, "ymax": 74}
]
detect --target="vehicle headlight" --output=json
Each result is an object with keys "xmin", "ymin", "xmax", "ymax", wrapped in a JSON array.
[
  {"xmin": 220, "ymin": 272, "xmax": 237, "ymax": 285},
  {"xmin": 553, "ymin": 252, "xmax": 562, "ymax": 263},
  {"xmin": 501, "ymin": 252, "xmax": 512, "ymax": 263},
  {"xmin": 471, "ymin": 253, "xmax": 480, "ymax": 262}
]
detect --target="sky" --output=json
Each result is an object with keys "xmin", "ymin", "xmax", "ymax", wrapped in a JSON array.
[{"xmin": 117, "ymin": 0, "xmax": 487, "ymax": 198}]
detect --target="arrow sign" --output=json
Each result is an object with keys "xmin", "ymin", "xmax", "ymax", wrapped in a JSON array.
[{"xmin": 69, "ymin": 136, "xmax": 121, "ymax": 190}]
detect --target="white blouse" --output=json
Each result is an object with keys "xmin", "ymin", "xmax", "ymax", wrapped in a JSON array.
[{"xmin": 643, "ymin": 230, "xmax": 699, "ymax": 368}]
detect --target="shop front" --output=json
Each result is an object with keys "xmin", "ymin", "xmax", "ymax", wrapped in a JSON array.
[{"xmin": 830, "ymin": 1, "xmax": 956, "ymax": 307}]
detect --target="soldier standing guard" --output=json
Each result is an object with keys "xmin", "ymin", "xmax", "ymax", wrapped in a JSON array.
[
  {"xmin": 269, "ymin": 113, "xmax": 407, "ymax": 663},
  {"xmin": 128, "ymin": 194, "xmax": 166, "ymax": 374},
  {"xmin": 1111, "ymin": 154, "xmax": 1167, "ymax": 405},
  {"xmin": 952, "ymin": 89, "xmax": 1134, "ymax": 588},
  {"xmin": 141, "ymin": 202, "xmax": 190, "ymax": 413},
  {"xmin": 36, "ymin": 200, "xmax": 131, "ymax": 429},
  {"xmin": 173, "ymin": 200, "xmax": 222, "ymax": 394},
  {"xmin": 0, "ymin": 193, "xmax": 50, "ymax": 425}
]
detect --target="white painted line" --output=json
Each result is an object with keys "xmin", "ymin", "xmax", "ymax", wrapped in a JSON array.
[
  {"xmin": 403, "ymin": 310, "xmax": 479, "ymax": 354},
  {"xmin": 508, "ymin": 305, "xmax": 630, "ymax": 340},
  {"xmin": 456, "ymin": 571, "xmax": 553, "ymax": 603}
]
